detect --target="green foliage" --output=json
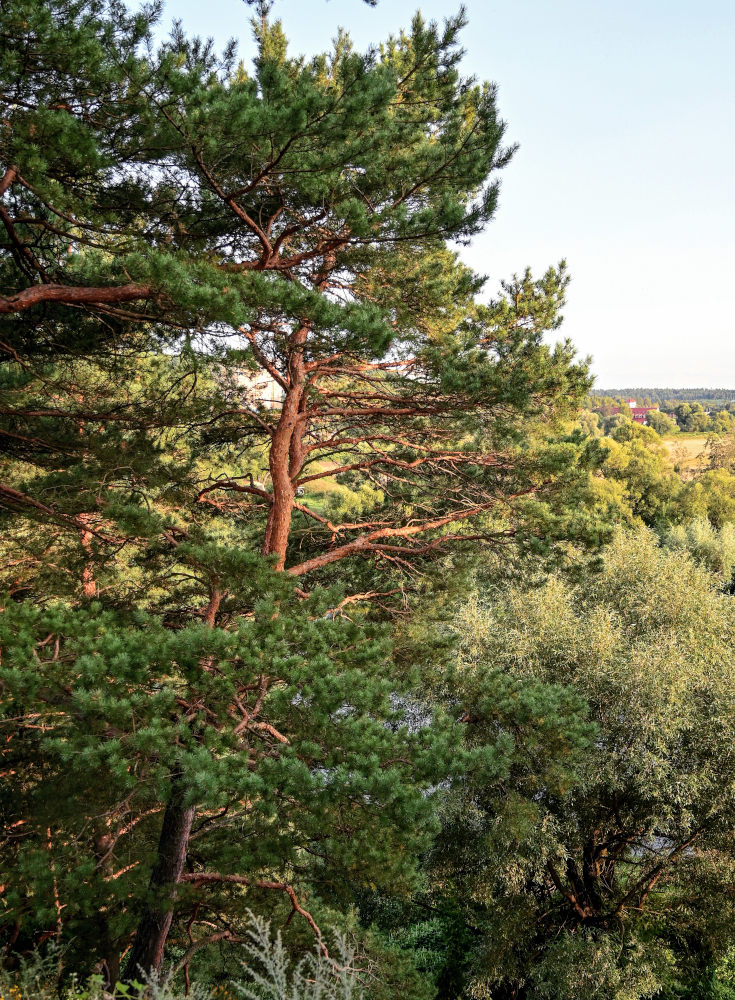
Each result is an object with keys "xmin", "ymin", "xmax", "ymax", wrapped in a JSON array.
[
  {"xmin": 233, "ymin": 912, "xmax": 363, "ymax": 1000},
  {"xmin": 0, "ymin": 553, "xmax": 453, "ymax": 974},
  {"xmin": 708, "ymin": 433, "xmax": 735, "ymax": 472},
  {"xmin": 596, "ymin": 424, "xmax": 680, "ymax": 525},
  {"xmin": 588, "ymin": 395, "xmax": 735, "ymax": 438},
  {"xmin": 664, "ymin": 518, "xmax": 735, "ymax": 583},
  {"xmin": 675, "ymin": 403, "xmax": 713, "ymax": 434},
  {"xmin": 578, "ymin": 409, "xmax": 602, "ymax": 437},
  {"xmin": 674, "ymin": 470, "xmax": 735, "ymax": 528},
  {"xmin": 591, "ymin": 389, "xmax": 735, "ymax": 407},
  {"xmin": 7, "ymin": 1, "xmax": 733, "ymax": 996},
  {"xmin": 646, "ymin": 409, "xmax": 678, "ymax": 436},
  {"xmin": 0, "ymin": 0, "xmax": 162, "ymax": 353},
  {"xmin": 417, "ymin": 530, "xmax": 735, "ymax": 999}
]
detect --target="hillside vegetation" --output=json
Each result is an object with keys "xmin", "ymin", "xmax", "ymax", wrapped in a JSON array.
[{"xmin": 2, "ymin": 4, "xmax": 735, "ymax": 999}]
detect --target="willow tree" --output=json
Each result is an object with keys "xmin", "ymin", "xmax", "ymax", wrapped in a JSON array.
[{"xmin": 428, "ymin": 530, "xmax": 735, "ymax": 999}]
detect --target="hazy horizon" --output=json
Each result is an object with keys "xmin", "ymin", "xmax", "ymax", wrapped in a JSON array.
[{"xmin": 590, "ymin": 386, "xmax": 735, "ymax": 394}]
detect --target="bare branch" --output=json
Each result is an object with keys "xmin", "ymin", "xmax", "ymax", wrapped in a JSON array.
[
  {"xmin": 0, "ymin": 282, "xmax": 152, "ymax": 315},
  {"xmin": 180, "ymin": 873, "xmax": 328, "ymax": 958}
]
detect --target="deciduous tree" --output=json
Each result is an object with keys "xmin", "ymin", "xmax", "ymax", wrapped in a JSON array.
[{"xmin": 426, "ymin": 530, "xmax": 735, "ymax": 999}]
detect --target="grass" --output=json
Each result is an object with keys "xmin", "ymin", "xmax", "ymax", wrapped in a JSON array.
[{"xmin": 661, "ymin": 435, "xmax": 711, "ymax": 474}]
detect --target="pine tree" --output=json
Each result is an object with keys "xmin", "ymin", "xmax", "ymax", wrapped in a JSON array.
[
  {"xmin": 1, "ymin": 540, "xmax": 455, "ymax": 981},
  {"xmin": 133, "ymin": 12, "xmax": 589, "ymax": 574},
  {"xmin": 0, "ymin": 0, "xmax": 160, "ymax": 320},
  {"xmin": 0, "ymin": 3, "xmax": 597, "ymax": 984}
]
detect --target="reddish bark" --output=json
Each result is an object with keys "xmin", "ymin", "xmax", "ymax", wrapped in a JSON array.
[
  {"xmin": 261, "ymin": 325, "xmax": 309, "ymax": 569},
  {"xmin": 0, "ymin": 282, "xmax": 152, "ymax": 315},
  {"xmin": 180, "ymin": 872, "xmax": 328, "ymax": 958},
  {"xmin": 0, "ymin": 166, "xmax": 18, "ymax": 197},
  {"xmin": 79, "ymin": 514, "xmax": 97, "ymax": 599}
]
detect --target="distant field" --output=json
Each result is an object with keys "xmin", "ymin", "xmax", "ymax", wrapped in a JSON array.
[{"xmin": 662, "ymin": 435, "xmax": 710, "ymax": 473}]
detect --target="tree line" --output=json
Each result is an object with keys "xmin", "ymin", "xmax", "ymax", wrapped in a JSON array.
[{"xmin": 593, "ymin": 389, "xmax": 735, "ymax": 406}]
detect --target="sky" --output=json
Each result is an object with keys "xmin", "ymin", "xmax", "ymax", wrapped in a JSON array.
[{"xmin": 154, "ymin": 0, "xmax": 735, "ymax": 389}]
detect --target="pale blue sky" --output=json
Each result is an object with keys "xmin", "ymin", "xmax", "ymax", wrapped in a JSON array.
[{"xmin": 155, "ymin": 0, "xmax": 734, "ymax": 388}]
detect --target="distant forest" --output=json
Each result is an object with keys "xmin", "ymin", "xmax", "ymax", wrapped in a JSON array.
[{"xmin": 592, "ymin": 388, "xmax": 735, "ymax": 405}]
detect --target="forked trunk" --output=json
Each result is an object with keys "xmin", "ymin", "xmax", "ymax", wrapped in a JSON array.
[{"xmin": 262, "ymin": 332, "xmax": 307, "ymax": 569}]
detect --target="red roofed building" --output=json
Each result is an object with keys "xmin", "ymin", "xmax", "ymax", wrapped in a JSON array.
[
  {"xmin": 625, "ymin": 399, "xmax": 659, "ymax": 424},
  {"xmin": 631, "ymin": 406, "xmax": 658, "ymax": 424},
  {"xmin": 601, "ymin": 400, "xmax": 660, "ymax": 425}
]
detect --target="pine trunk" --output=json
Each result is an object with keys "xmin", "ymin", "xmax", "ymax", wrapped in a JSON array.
[
  {"xmin": 122, "ymin": 779, "xmax": 195, "ymax": 982},
  {"xmin": 262, "ymin": 327, "xmax": 307, "ymax": 569}
]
